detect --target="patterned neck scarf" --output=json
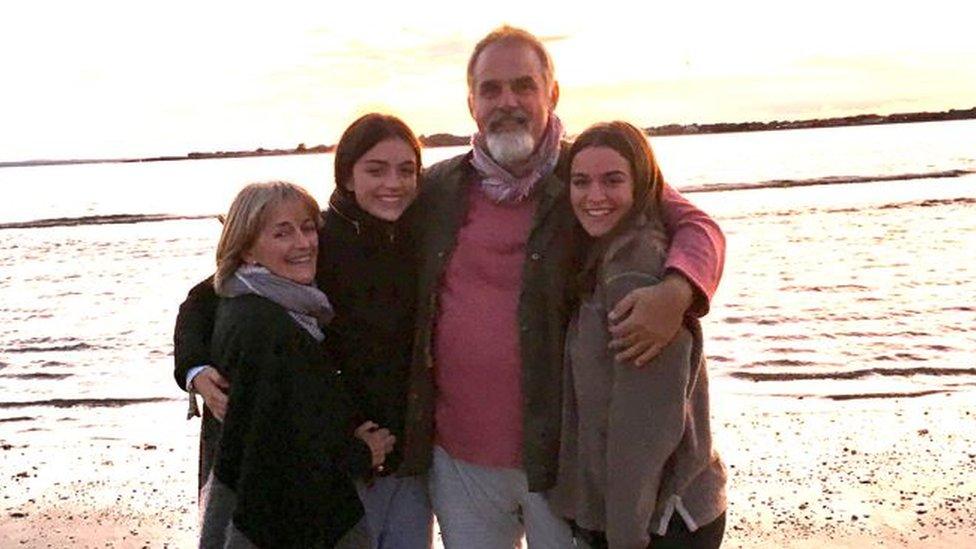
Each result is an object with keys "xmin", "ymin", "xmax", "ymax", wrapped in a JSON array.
[
  {"xmin": 470, "ymin": 113, "xmax": 565, "ymax": 203},
  {"xmin": 219, "ymin": 264, "xmax": 333, "ymax": 342}
]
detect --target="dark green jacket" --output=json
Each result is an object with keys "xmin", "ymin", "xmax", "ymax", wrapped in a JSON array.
[{"xmin": 399, "ymin": 152, "xmax": 584, "ymax": 491}]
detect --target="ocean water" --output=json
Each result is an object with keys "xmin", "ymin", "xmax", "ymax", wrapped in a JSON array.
[{"xmin": 0, "ymin": 119, "xmax": 974, "ymax": 411}]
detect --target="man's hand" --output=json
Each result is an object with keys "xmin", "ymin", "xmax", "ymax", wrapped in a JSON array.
[
  {"xmin": 192, "ymin": 367, "xmax": 230, "ymax": 422},
  {"xmin": 354, "ymin": 421, "xmax": 396, "ymax": 469},
  {"xmin": 608, "ymin": 273, "xmax": 694, "ymax": 367}
]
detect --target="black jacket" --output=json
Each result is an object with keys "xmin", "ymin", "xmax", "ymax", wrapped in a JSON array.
[
  {"xmin": 173, "ymin": 275, "xmax": 222, "ymax": 491},
  {"xmin": 316, "ymin": 189, "xmax": 417, "ymax": 471},
  {"xmin": 210, "ymin": 294, "xmax": 369, "ymax": 548}
]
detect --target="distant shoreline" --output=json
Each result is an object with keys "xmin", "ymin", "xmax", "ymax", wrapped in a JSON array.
[{"xmin": 3, "ymin": 106, "xmax": 974, "ymax": 169}]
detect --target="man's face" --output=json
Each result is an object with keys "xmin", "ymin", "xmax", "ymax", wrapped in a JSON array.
[{"xmin": 468, "ymin": 41, "xmax": 559, "ymax": 165}]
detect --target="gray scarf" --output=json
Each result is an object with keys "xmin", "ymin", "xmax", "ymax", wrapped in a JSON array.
[
  {"xmin": 218, "ymin": 264, "xmax": 333, "ymax": 342},
  {"xmin": 470, "ymin": 113, "xmax": 565, "ymax": 203}
]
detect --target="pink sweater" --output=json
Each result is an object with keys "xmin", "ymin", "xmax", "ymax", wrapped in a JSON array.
[
  {"xmin": 659, "ymin": 185, "xmax": 725, "ymax": 314},
  {"xmin": 434, "ymin": 188, "xmax": 536, "ymax": 467},
  {"xmin": 434, "ymin": 183, "xmax": 725, "ymax": 468}
]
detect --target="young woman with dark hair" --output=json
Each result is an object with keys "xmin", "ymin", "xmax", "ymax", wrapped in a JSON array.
[{"xmin": 550, "ymin": 121, "xmax": 727, "ymax": 549}]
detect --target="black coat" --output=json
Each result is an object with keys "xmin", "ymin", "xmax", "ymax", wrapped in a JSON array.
[
  {"xmin": 173, "ymin": 275, "xmax": 222, "ymax": 491},
  {"xmin": 316, "ymin": 189, "xmax": 417, "ymax": 471},
  {"xmin": 209, "ymin": 294, "xmax": 370, "ymax": 548}
]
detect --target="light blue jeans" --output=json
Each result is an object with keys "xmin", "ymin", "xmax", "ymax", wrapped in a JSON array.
[
  {"xmin": 350, "ymin": 474, "xmax": 433, "ymax": 549},
  {"xmin": 430, "ymin": 445, "xmax": 576, "ymax": 549}
]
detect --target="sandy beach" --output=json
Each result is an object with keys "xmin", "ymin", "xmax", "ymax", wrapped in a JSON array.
[{"xmin": 2, "ymin": 389, "xmax": 974, "ymax": 548}]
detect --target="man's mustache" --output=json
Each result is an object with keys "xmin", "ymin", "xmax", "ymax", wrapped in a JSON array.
[{"xmin": 488, "ymin": 110, "xmax": 529, "ymax": 132}]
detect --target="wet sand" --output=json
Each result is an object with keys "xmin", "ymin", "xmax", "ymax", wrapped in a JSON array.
[
  {"xmin": 712, "ymin": 391, "xmax": 976, "ymax": 548},
  {"xmin": 2, "ymin": 389, "xmax": 974, "ymax": 548},
  {"xmin": 1, "ymin": 401, "xmax": 198, "ymax": 548}
]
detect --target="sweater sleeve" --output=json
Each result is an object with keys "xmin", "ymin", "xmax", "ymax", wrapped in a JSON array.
[
  {"xmin": 173, "ymin": 276, "xmax": 218, "ymax": 391},
  {"xmin": 658, "ymin": 184, "xmax": 726, "ymax": 317},
  {"xmin": 601, "ymin": 266, "xmax": 696, "ymax": 547}
]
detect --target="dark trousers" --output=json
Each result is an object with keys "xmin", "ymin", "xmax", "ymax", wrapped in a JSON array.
[{"xmin": 574, "ymin": 512, "xmax": 726, "ymax": 549}]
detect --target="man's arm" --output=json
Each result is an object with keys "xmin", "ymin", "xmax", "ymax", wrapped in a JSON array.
[
  {"xmin": 656, "ymin": 184, "xmax": 725, "ymax": 315},
  {"xmin": 609, "ymin": 184, "xmax": 725, "ymax": 366}
]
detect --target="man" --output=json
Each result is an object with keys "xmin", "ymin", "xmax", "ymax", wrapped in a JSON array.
[{"xmin": 397, "ymin": 26, "xmax": 724, "ymax": 548}]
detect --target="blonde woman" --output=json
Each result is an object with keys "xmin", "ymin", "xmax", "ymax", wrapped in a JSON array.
[{"xmin": 198, "ymin": 181, "xmax": 394, "ymax": 548}]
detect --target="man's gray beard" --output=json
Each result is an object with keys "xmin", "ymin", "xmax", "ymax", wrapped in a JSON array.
[{"xmin": 486, "ymin": 129, "xmax": 536, "ymax": 168}]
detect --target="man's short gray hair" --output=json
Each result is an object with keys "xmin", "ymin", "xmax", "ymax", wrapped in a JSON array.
[{"xmin": 466, "ymin": 25, "xmax": 555, "ymax": 91}]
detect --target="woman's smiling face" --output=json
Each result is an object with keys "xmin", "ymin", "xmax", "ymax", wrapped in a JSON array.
[
  {"xmin": 347, "ymin": 137, "xmax": 419, "ymax": 222},
  {"xmin": 569, "ymin": 146, "xmax": 635, "ymax": 237},
  {"xmin": 242, "ymin": 197, "xmax": 319, "ymax": 284}
]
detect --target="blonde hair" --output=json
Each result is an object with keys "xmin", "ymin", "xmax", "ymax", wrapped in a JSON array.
[{"xmin": 214, "ymin": 181, "xmax": 321, "ymax": 293}]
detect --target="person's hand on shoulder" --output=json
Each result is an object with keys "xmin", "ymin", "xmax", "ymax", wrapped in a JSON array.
[{"xmin": 608, "ymin": 273, "xmax": 694, "ymax": 367}]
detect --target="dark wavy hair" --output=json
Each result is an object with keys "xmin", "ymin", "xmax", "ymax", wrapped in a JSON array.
[{"xmin": 333, "ymin": 113, "xmax": 422, "ymax": 192}]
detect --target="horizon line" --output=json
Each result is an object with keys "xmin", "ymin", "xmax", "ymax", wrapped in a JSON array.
[{"xmin": 2, "ymin": 106, "xmax": 974, "ymax": 170}]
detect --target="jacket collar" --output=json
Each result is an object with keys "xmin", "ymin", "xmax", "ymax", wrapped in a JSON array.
[
  {"xmin": 327, "ymin": 188, "xmax": 399, "ymax": 242},
  {"xmin": 424, "ymin": 148, "xmax": 570, "ymax": 244},
  {"xmin": 530, "ymin": 143, "xmax": 571, "ymax": 231},
  {"xmin": 451, "ymin": 146, "xmax": 569, "ymax": 222}
]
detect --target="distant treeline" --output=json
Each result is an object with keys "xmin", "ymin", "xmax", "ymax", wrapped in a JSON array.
[
  {"xmin": 644, "ymin": 107, "xmax": 976, "ymax": 137},
  {"xmin": 3, "ymin": 107, "xmax": 974, "ymax": 168},
  {"xmin": 422, "ymin": 107, "xmax": 976, "ymax": 145}
]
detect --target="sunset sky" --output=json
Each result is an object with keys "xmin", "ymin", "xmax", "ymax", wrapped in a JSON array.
[{"xmin": 2, "ymin": 0, "xmax": 974, "ymax": 161}]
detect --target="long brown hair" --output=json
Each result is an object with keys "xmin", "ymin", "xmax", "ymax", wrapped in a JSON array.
[{"xmin": 566, "ymin": 122, "xmax": 667, "ymax": 295}]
